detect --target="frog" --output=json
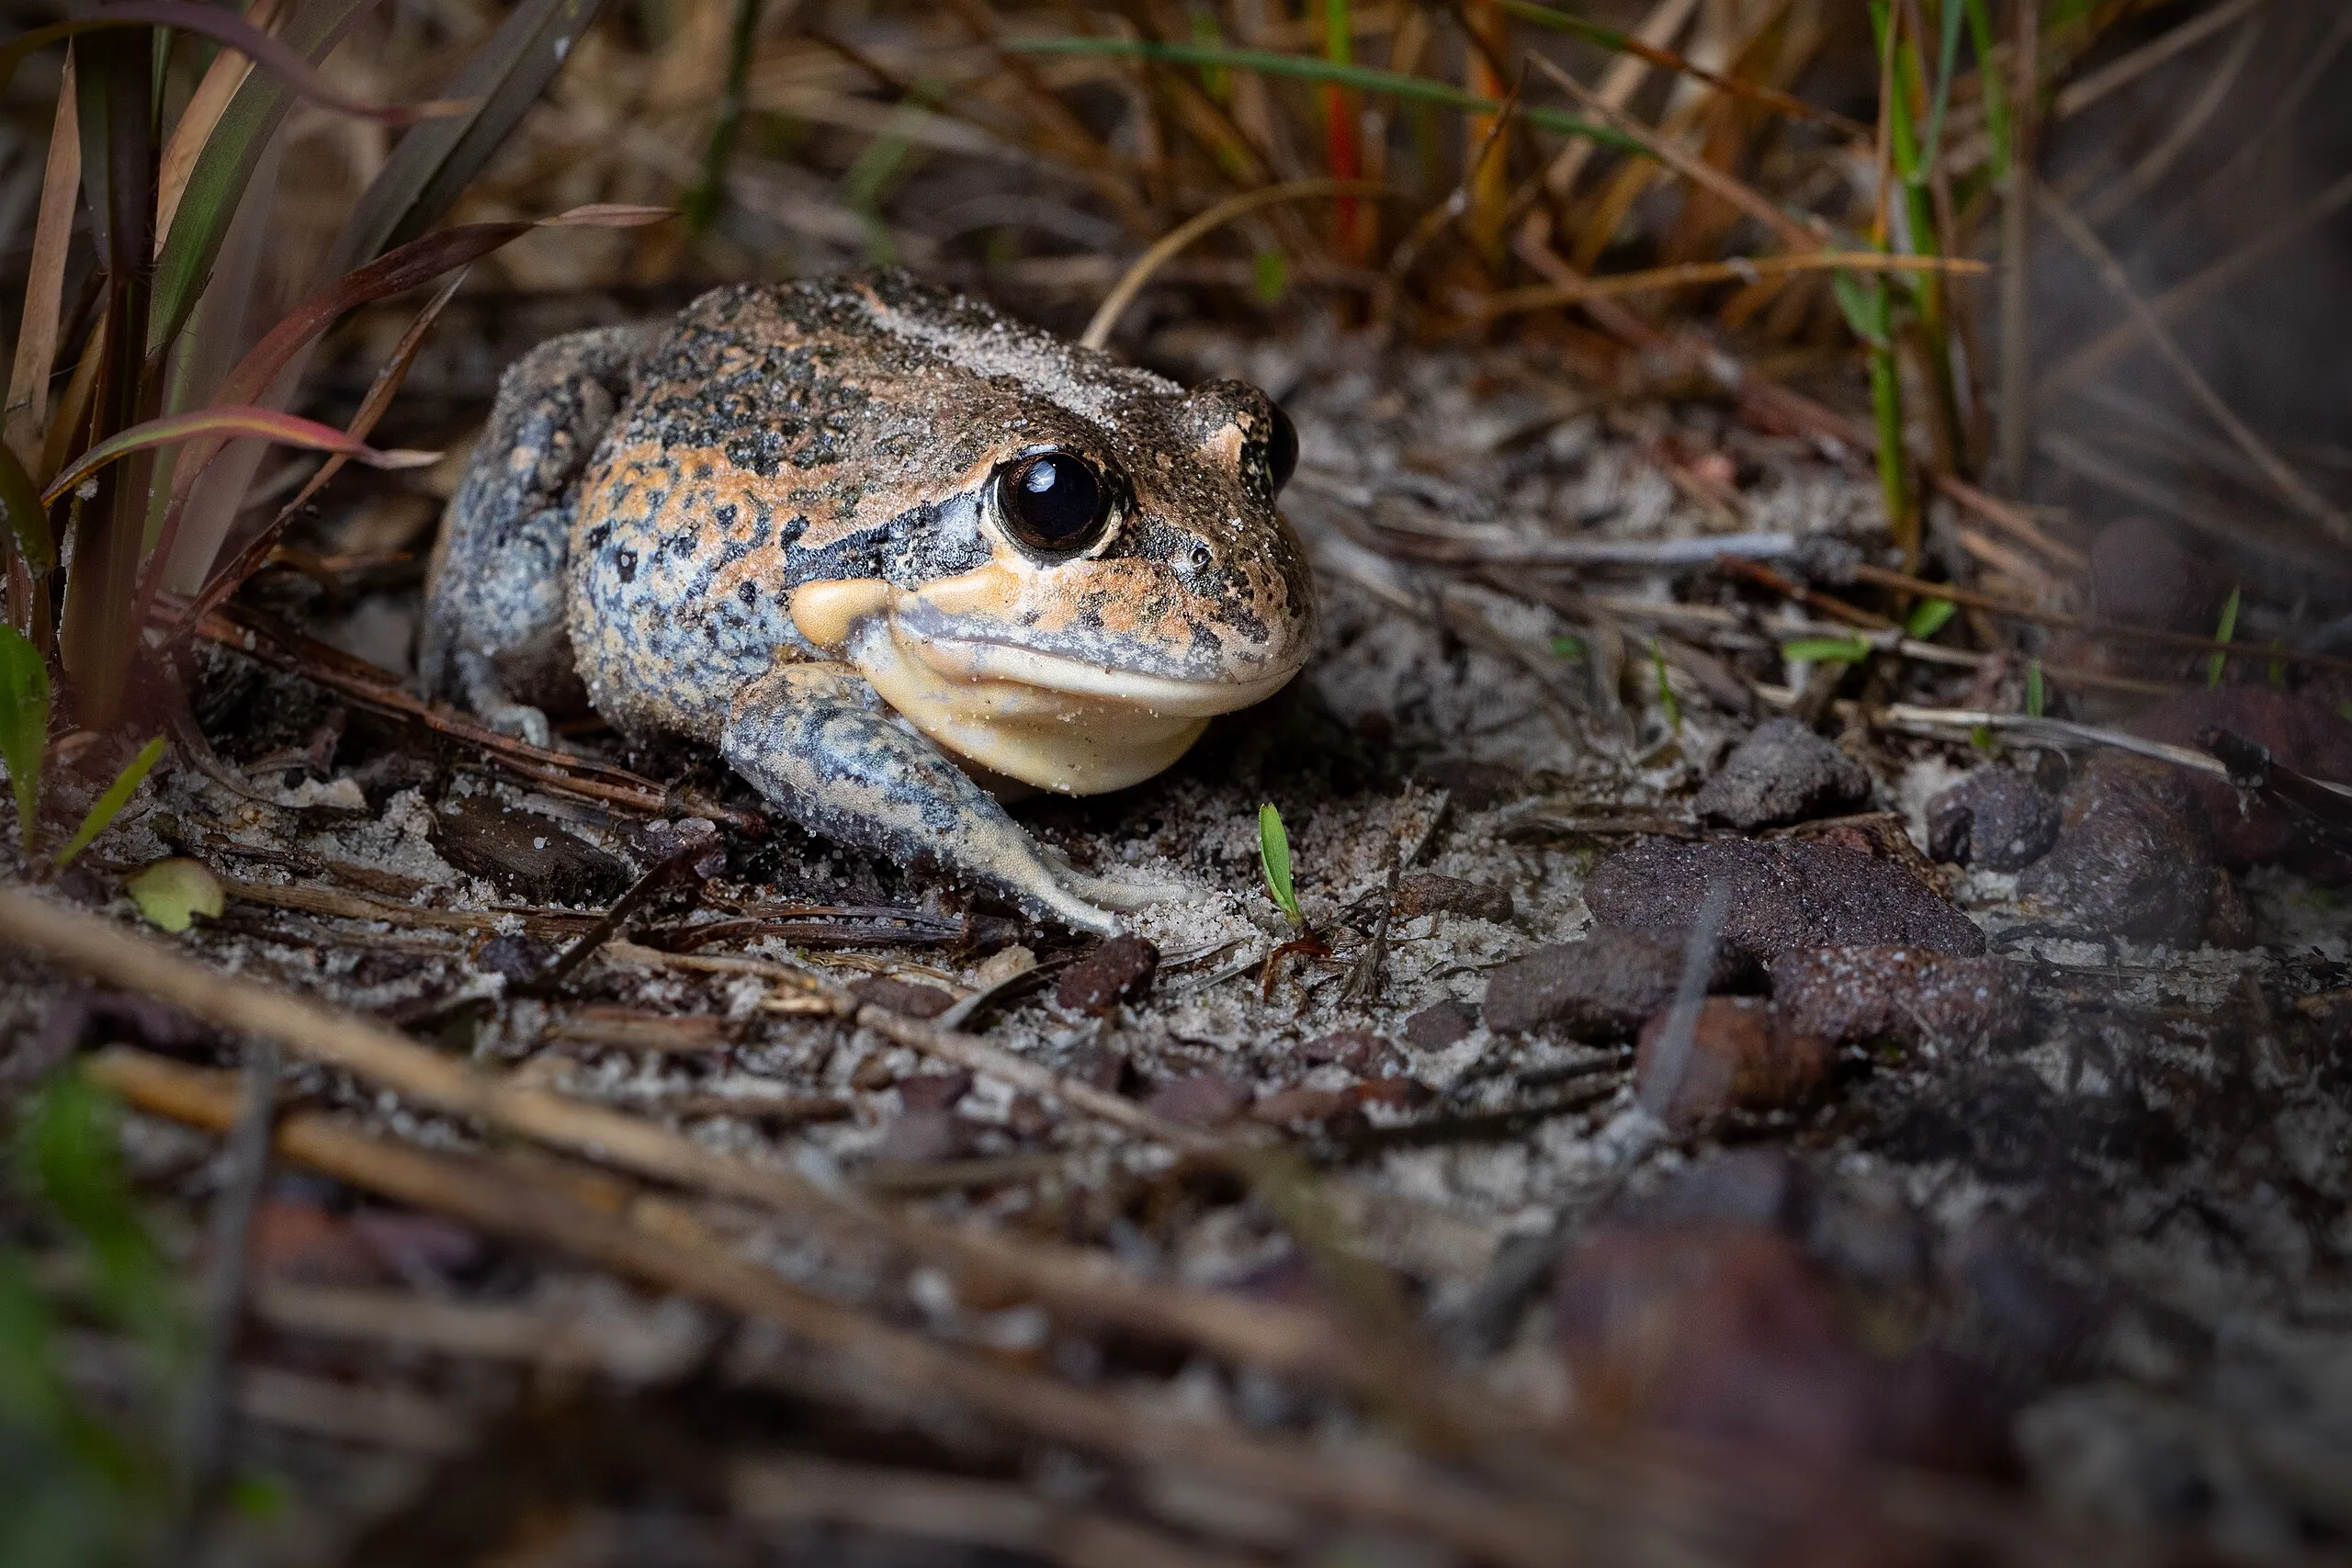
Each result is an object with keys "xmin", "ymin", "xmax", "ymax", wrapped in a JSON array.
[{"xmin": 421, "ymin": 273, "xmax": 1315, "ymax": 933}]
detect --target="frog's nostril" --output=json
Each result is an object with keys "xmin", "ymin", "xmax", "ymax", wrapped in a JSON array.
[{"xmin": 1189, "ymin": 543, "xmax": 1213, "ymax": 572}]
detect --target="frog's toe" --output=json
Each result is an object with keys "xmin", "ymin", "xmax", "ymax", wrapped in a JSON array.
[
  {"xmin": 481, "ymin": 702, "xmax": 555, "ymax": 752},
  {"xmin": 1045, "ymin": 858, "xmax": 1202, "ymax": 912}
]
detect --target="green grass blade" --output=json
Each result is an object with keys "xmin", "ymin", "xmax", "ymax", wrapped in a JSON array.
[
  {"xmin": 1651, "ymin": 641, "xmax": 1681, "ymax": 732},
  {"xmin": 1905, "ymin": 597, "xmax": 1958, "ymax": 639},
  {"xmin": 53, "ymin": 736, "xmax": 163, "ymax": 867},
  {"xmin": 2208, "ymin": 585, "xmax": 2241, "ymax": 687},
  {"xmin": 325, "ymin": 0, "xmax": 609, "ymax": 277},
  {"xmin": 2026, "ymin": 659, "xmax": 2046, "ymax": 717},
  {"xmin": 150, "ymin": 0, "xmax": 376, "ymax": 354},
  {"xmin": 683, "ymin": 0, "xmax": 763, "ymax": 231},
  {"xmin": 1963, "ymin": 0, "xmax": 2010, "ymax": 181},
  {"xmin": 1008, "ymin": 36, "xmax": 1634, "ymax": 152},
  {"xmin": 1258, "ymin": 803, "xmax": 1301, "ymax": 924},
  {"xmin": 0, "ymin": 626, "xmax": 51, "ymax": 855},
  {"xmin": 0, "ymin": 439, "xmax": 54, "ymax": 573},
  {"xmin": 1781, "ymin": 635, "xmax": 1872, "ymax": 664},
  {"xmin": 1922, "ymin": 0, "xmax": 1967, "ymax": 169}
]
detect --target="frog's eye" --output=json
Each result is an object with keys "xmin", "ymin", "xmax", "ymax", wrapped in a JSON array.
[
  {"xmin": 1267, "ymin": 404, "xmax": 1299, "ymax": 496},
  {"xmin": 998, "ymin": 451, "xmax": 1112, "ymax": 556}
]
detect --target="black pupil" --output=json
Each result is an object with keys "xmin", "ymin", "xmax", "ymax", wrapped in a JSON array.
[
  {"xmin": 1268, "ymin": 405, "xmax": 1298, "ymax": 495},
  {"xmin": 1002, "ymin": 454, "xmax": 1105, "ymax": 552}
]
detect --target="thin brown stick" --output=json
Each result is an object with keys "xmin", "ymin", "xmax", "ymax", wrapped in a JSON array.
[
  {"xmin": 0, "ymin": 890, "xmax": 1347, "ymax": 1387},
  {"xmin": 1478, "ymin": 250, "xmax": 1985, "ymax": 317},
  {"xmin": 87, "ymin": 1048, "xmax": 1579, "ymax": 1568},
  {"xmin": 2047, "ymin": 0, "xmax": 2264, "ymax": 123},
  {"xmin": 2033, "ymin": 182, "xmax": 2350, "ymax": 542},
  {"xmin": 1996, "ymin": 0, "xmax": 2038, "ymax": 493}
]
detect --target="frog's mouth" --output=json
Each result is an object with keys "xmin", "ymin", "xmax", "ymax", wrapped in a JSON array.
[{"xmin": 789, "ymin": 577, "xmax": 1305, "ymax": 795}]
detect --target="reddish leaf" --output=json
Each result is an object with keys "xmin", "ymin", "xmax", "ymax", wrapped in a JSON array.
[
  {"xmin": 1, "ymin": 2, "xmax": 465, "ymax": 125},
  {"xmin": 42, "ymin": 408, "xmax": 435, "ymax": 506}
]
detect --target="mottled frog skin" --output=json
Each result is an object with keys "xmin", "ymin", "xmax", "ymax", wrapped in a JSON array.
[{"xmin": 422, "ymin": 273, "xmax": 1315, "ymax": 932}]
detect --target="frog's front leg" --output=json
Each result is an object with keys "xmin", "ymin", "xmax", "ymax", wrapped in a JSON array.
[
  {"xmin": 722, "ymin": 662, "xmax": 1123, "ymax": 934},
  {"xmin": 422, "ymin": 322, "xmax": 662, "ymax": 747}
]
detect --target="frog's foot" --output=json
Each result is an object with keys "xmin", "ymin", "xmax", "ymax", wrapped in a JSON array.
[
  {"xmin": 723, "ymin": 663, "xmax": 1122, "ymax": 936},
  {"xmin": 454, "ymin": 652, "xmax": 557, "ymax": 750},
  {"xmin": 1038, "ymin": 850, "xmax": 1202, "ymax": 912}
]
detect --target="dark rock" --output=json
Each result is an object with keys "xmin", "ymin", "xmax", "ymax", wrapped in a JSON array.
[
  {"xmin": 2016, "ymin": 753, "xmax": 2217, "ymax": 943},
  {"xmin": 898, "ymin": 1070, "xmax": 973, "ymax": 1111},
  {"xmin": 1146, "ymin": 1072, "xmax": 1251, "ymax": 1125},
  {"xmin": 1695, "ymin": 717, "xmax": 1872, "ymax": 829},
  {"xmin": 870, "ymin": 1109, "xmax": 975, "ymax": 1164},
  {"xmin": 1483, "ymin": 929, "xmax": 1735, "ymax": 1038},
  {"xmin": 1770, "ymin": 946, "xmax": 2031, "ymax": 1050},
  {"xmin": 1556, "ymin": 1226, "xmax": 2010, "ymax": 1473},
  {"xmin": 2130, "ymin": 686, "xmax": 2352, "ymax": 874},
  {"xmin": 1927, "ymin": 768, "xmax": 2061, "ymax": 872},
  {"xmin": 1297, "ymin": 1027, "xmax": 1391, "ymax": 1073},
  {"xmin": 1587, "ymin": 839, "xmax": 1985, "ymax": 965},
  {"xmin": 432, "ymin": 792, "xmax": 633, "ymax": 905},
  {"xmin": 2090, "ymin": 519, "xmax": 2209, "ymax": 631},
  {"xmin": 1634, "ymin": 997, "xmax": 1828, "ymax": 1127},
  {"xmin": 1055, "ymin": 935, "xmax": 1160, "ymax": 1015},
  {"xmin": 849, "ymin": 976, "xmax": 958, "ymax": 1019},
  {"xmin": 1402, "ymin": 998, "xmax": 1479, "ymax": 1049},
  {"xmin": 1393, "ymin": 871, "xmax": 1514, "ymax": 922}
]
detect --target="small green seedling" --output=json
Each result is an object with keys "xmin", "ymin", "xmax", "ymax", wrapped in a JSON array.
[
  {"xmin": 0, "ymin": 627, "xmax": 165, "ymax": 867},
  {"xmin": 1904, "ymin": 597, "xmax": 1957, "ymax": 640},
  {"xmin": 1549, "ymin": 633, "xmax": 1587, "ymax": 660},
  {"xmin": 0, "ymin": 626, "xmax": 48, "ymax": 854},
  {"xmin": 1258, "ymin": 803, "xmax": 1303, "ymax": 926},
  {"xmin": 1781, "ymin": 634, "xmax": 1872, "ymax": 666},
  {"xmin": 1970, "ymin": 724, "xmax": 1997, "ymax": 755},
  {"xmin": 1651, "ymin": 641, "xmax": 1681, "ymax": 732},
  {"xmin": 2026, "ymin": 659, "xmax": 2046, "ymax": 718},
  {"xmin": 1252, "ymin": 248, "xmax": 1290, "ymax": 305},
  {"xmin": 2208, "ymin": 585, "xmax": 2241, "ymax": 688}
]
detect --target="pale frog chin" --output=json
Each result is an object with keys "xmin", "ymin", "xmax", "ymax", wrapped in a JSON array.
[{"xmin": 846, "ymin": 619, "xmax": 1219, "ymax": 795}]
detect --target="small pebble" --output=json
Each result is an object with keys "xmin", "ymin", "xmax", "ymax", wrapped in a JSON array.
[
  {"xmin": 1588, "ymin": 839, "xmax": 1985, "ymax": 965},
  {"xmin": 1633, "ymin": 997, "xmax": 1828, "ymax": 1126},
  {"xmin": 1146, "ymin": 1072, "xmax": 1251, "ymax": 1125},
  {"xmin": 2016, "ymin": 753, "xmax": 2219, "ymax": 944},
  {"xmin": 1298, "ymin": 1027, "xmax": 1390, "ymax": 1073},
  {"xmin": 898, "ymin": 1070, "xmax": 974, "ymax": 1111},
  {"xmin": 1055, "ymin": 934, "xmax": 1160, "ymax": 1015},
  {"xmin": 1927, "ymin": 767, "xmax": 2061, "ymax": 872},
  {"xmin": 1483, "ymin": 929, "xmax": 1735, "ymax": 1038},
  {"xmin": 1392, "ymin": 871, "xmax": 1514, "ymax": 923},
  {"xmin": 1402, "ymin": 998, "xmax": 1479, "ymax": 1050},
  {"xmin": 1694, "ymin": 716, "xmax": 1872, "ymax": 829},
  {"xmin": 849, "ymin": 976, "xmax": 958, "ymax": 1020},
  {"xmin": 1770, "ymin": 945, "xmax": 2030, "ymax": 1051}
]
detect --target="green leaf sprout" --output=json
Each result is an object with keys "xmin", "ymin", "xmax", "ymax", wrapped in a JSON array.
[{"xmin": 1258, "ymin": 803, "xmax": 1302, "ymax": 926}]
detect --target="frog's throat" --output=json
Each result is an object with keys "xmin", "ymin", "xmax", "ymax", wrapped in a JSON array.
[{"xmin": 789, "ymin": 578, "xmax": 1294, "ymax": 795}]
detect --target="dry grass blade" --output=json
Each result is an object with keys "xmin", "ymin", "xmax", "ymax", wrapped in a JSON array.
[
  {"xmin": 1534, "ymin": 0, "xmax": 1701, "ymax": 204},
  {"xmin": 1528, "ymin": 53, "xmax": 1822, "ymax": 254},
  {"xmin": 153, "ymin": 0, "xmax": 285, "ymax": 255},
  {"xmin": 2075, "ymin": 6, "xmax": 2260, "ymax": 227},
  {"xmin": 2033, "ymin": 182, "xmax": 2350, "ymax": 543},
  {"xmin": 87, "ymin": 1047, "xmax": 1583, "ymax": 1567},
  {"xmin": 5, "ymin": 59, "xmax": 78, "ymax": 468},
  {"xmin": 1478, "ymin": 251, "xmax": 1985, "ymax": 318},
  {"xmin": 1080, "ymin": 177, "xmax": 1389, "ymax": 349},
  {"xmin": 2047, "ymin": 0, "xmax": 2265, "ymax": 124},
  {"xmin": 0, "ymin": 888, "xmax": 1363, "ymax": 1391}
]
